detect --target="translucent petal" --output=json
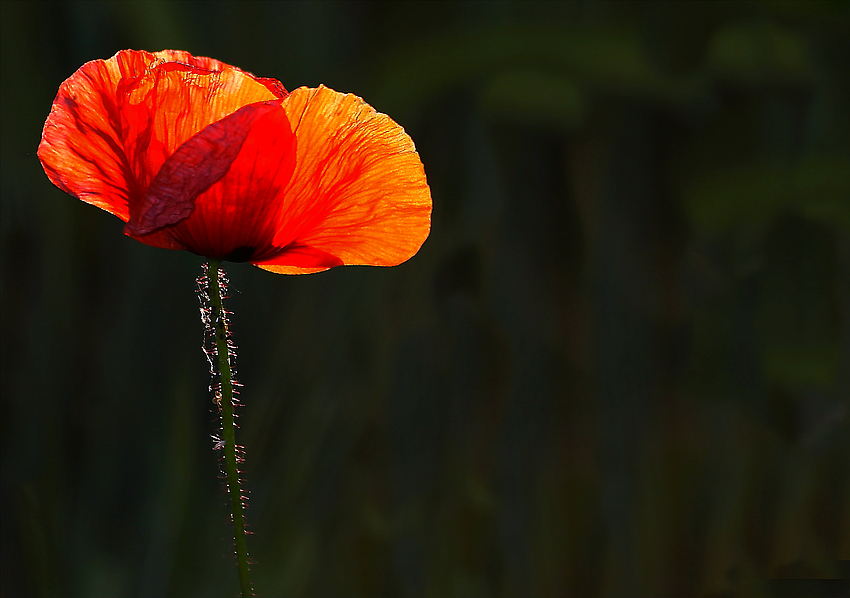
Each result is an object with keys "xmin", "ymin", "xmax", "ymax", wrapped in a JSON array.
[
  {"xmin": 258, "ymin": 85, "xmax": 431, "ymax": 273},
  {"xmin": 38, "ymin": 49, "xmax": 282, "ymax": 224},
  {"xmin": 163, "ymin": 103, "xmax": 297, "ymax": 260}
]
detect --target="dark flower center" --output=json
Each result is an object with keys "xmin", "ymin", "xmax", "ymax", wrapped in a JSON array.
[{"xmin": 224, "ymin": 246, "xmax": 255, "ymax": 262}]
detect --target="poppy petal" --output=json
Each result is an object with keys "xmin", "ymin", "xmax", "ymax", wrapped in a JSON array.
[
  {"xmin": 160, "ymin": 102, "xmax": 297, "ymax": 260},
  {"xmin": 256, "ymin": 85, "xmax": 431, "ymax": 274},
  {"xmin": 124, "ymin": 99, "xmax": 284, "ymax": 236},
  {"xmin": 255, "ymin": 244, "xmax": 344, "ymax": 272},
  {"xmin": 38, "ymin": 50, "xmax": 282, "ymax": 224}
]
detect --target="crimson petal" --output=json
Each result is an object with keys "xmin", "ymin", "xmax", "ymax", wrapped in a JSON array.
[{"xmin": 125, "ymin": 99, "xmax": 284, "ymax": 236}]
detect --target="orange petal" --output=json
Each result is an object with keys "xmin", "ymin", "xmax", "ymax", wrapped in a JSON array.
[
  {"xmin": 255, "ymin": 85, "xmax": 431, "ymax": 274},
  {"xmin": 261, "ymin": 244, "xmax": 344, "ymax": 271},
  {"xmin": 38, "ymin": 49, "xmax": 282, "ymax": 223}
]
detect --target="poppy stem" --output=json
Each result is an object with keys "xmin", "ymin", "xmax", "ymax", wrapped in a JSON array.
[{"xmin": 206, "ymin": 259, "xmax": 253, "ymax": 597}]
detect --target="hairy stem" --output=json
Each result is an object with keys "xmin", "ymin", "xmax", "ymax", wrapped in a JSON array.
[{"xmin": 206, "ymin": 260, "xmax": 253, "ymax": 597}]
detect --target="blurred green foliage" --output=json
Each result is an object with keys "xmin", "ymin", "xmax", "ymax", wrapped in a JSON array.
[{"xmin": 1, "ymin": 1, "xmax": 848, "ymax": 597}]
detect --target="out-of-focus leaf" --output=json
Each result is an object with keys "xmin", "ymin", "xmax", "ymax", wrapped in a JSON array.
[
  {"xmin": 762, "ymin": 345, "xmax": 840, "ymax": 388},
  {"xmin": 794, "ymin": 157, "xmax": 850, "ymax": 230},
  {"xmin": 480, "ymin": 70, "xmax": 584, "ymax": 129},
  {"xmin": 374, "ymin": 25, "xmax": 702, "ymax": 117},
  {"xmin": 683, "ymin": 156, "xmax": 850, "ymax": 232},
  {"xmin": 706, "ymin": 22, "xmax": 811, "ymax": 83},
  {"xmin": 684, "ymin": 163, "xmax": 793, "ymax": 231}
]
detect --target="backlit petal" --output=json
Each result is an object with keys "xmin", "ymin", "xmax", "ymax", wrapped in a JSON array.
[
  {"xmin": 255, "ymin": 85, "xmax": 431, "ymax": 274},
  {"xmin": 125, "ymin": 99, "xmax": 285, "ymax": 236},
  {"xmin": 161, "ymin": 102, "xmax": 298, "ymax": 261},
  {"xmin": 38, "ymin": 49, "xmax": 283, "ymax": 223}
]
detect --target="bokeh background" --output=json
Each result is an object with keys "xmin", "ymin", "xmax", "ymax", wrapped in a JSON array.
[{"xmin": 2, "ymin": 1, "xmax": 848, "ymax": 597}]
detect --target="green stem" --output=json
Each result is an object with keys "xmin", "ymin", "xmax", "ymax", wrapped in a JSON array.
[{"xmin": 207, "ymin": 260, "xmax": 253, "ymax": 597}]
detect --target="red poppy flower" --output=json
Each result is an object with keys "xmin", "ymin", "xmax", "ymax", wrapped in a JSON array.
[{"xmin": 38, "ymin": 50, "xmax": 431, "ymax": 273}]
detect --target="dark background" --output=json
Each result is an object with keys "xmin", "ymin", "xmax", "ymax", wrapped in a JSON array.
[{"xmin": 1, "ymin": 1, "xmax": 848, "ymax": 597}]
